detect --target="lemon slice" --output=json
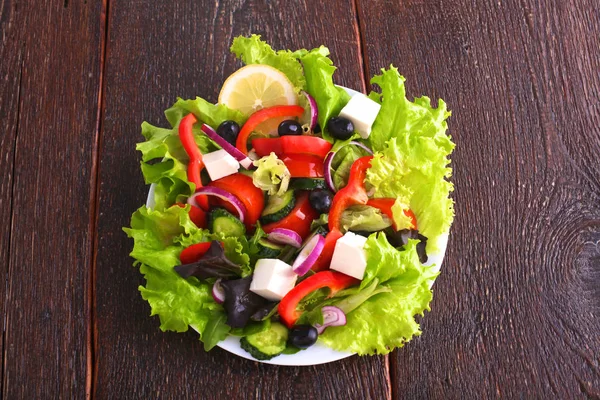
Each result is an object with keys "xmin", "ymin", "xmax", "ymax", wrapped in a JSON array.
[{"xmin": 218, "ymin": 64, "xmax": 297, "ymax": 117}]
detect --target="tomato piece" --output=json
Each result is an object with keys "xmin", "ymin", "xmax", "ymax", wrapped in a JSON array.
[
  {"xmin": 366, "ymin": 198, "xmax": 417, "ymax": 230},
  {"xmin": 262, "ymin": 192, "xmax": 318, "ymax": 240},
  {"xmin": 236, "ymin": 105, "xmax": 305, "ymax": 155},
  {"xmin": 251, "ymin": 136, "xmax": 332, "ymax": 159},
  {"xmin": 179, "ymin": 242, "xmax": 213, "ymax": 264},
  {"xmin": 208, "ymin": 173, "xmax": 264, "ymax": 228},
  {"xmin": 281, "ymin": 154, "xmax": 324, "ymax": 178},
  {"xmin": 175, "ymin": 202, "xmax": 207, "ymax": 228}
]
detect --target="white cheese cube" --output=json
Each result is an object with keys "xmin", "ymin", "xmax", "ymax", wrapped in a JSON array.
[
  {"xmin": 330, "ymin": 232, "xmax": 368, "ymax": 280},
  {"xmin": 338, "ymin": 93, "xmax": 381, "ymax": 139},
  {"xmin": 250, "ymin": 259, "xmax": 298, "ymax": 301},
  {"xmin": 203, "ymin": 149, "xmax": 240, "ymax": 181}
]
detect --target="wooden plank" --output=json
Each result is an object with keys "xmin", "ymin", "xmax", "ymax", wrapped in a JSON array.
[
  {"xmin": 94, "ymin": 0, "xmax": 389, "ymax": 398},
  {"xmin": 1, "ymin": 0, "xmax": 103, "ymax": 398},
  {"xmin": 0, "ymin": 0, "xmax": 23, "ymax": 392},
  {"xmin": 357, "ymin": 0, "xmax": 600, "ymax": 398}
]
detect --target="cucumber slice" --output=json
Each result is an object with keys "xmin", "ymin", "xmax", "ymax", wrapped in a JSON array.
[
  {"xmin": 256, "ymin": 238, "xmax": 284, "ymax": 258},
  {"xmin": 290, "ymin": 178, "xmax": 328, "ymax": 191},
  {"xmin": 260, "ymin": 190, "xmax": 295, "ymax": 224},
  {"xmin": 240, "ymin": 322, "xmax": 288, "ymax": 360},
  {"xmin": 208, "ymin": 208, "xmax": 246, "ymax": 237}
]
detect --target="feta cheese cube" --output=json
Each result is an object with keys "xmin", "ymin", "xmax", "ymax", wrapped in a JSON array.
[
  {"xmin": 330, "ymin": 232, "xmax": 368, "ymax": 280},
  {"xmin": 203, "ymin": 149, "xmax": 240, "ymax": 181},
  {"xmin": 250, "ymin": 259, "xmax": 298, "ymax": 301},
  {"xmin": 338, "ymin": 93, "xmax": 381, "ymax": 139}
]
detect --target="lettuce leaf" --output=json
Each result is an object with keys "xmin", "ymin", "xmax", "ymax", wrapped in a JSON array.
[
  {"xmin": 252, "ymin": 153, "xmax": 290, "ymax": 196},
  {"xmin": 124, "ymin": 205, "xmax": 250, "ymax": 349},
  {"xmin": 295, "ymin": 47, "xmax": 350, "ymax": 142},
  {"xmin": 340, "ymin": 205, "xmax": 392, "ymax": 232},
  {"xmin": 165, "ymin": 97, "xmax": 246, "ymax": 129},
  {"xmin": 318, "ymin": 233, "xmax": 438, "ymax": 355},
  {"xmin": 366, "ymin": 67, "xmax": 455, "ymax": 252},
  {"xmin": 230, "ymin": 34, "xmax": 306, "ymax": 90}
]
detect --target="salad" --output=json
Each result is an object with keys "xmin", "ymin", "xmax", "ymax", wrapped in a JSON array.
[{"xmin": 124, "ymin": 34, "xmax": 455, "ymax": 361}]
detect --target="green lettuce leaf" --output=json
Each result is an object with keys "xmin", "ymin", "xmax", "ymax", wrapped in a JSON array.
[
  {"xmin": 165, "ymin": 97, "xmax": 246, "ymax": 129},
  {"xmin": 124, "ymin": 206, "xmax": 225, "ymax": 336},
  {"xmin": 318, "ymin": 233, "xmax": 438, "ymax": 355},
  {"xmin": 296, "ymin": 47, "xmax": 350, "ymax": 142},
  {"xmin": 340, "ymin": 205, "xmax": 392, "ymax": 232},
  {"xmin": 231, "ymin": 34, "xmax": 306, "ymax": 90},
  {"xmin": 252, "ymin": 153, "xmax": 290, "ymax": 196},
  {"xmin": 365, "ymin": 66, "xmax": 454, "ymax": 252}
]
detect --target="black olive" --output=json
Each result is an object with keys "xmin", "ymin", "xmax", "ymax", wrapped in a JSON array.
[
  {"xmin": 309, "ymin": 189, "xmax": 333, "ymax": 214},
  {"xmin": 216, "ymin": 120, "xmax": 240, "ymax": 146},
  {"xmin": 326, "ymin": 117, "xmax": 354, "ymax": 140},
  {"xmin": 278, "ymin": 120, "xmax": 303, "ymax": 136},
  {"xmin": 313, "ymin": 123, "xmax": 322, "ymax": 134},
  {"xmin": 288, "ymin": 325, "xmax": 318, "ymax": 349}
]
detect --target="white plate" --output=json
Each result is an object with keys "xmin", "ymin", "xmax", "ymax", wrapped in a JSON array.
[{"xmin": 144, "ymin": 86, "xmax": 449, "ymax": 366}]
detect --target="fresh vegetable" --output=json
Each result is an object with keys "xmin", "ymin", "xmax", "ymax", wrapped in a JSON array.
[
  {"xmin": 288, "ymin": 325, "xmax": 318, "ymax": 349},
  {"xmin": 255, "ymin": 238, "xmax": 284, "ymax": 258},
  {"xmin": 310, "ymin": 228, "xmax": 343, "ymax": 272},
  {"xmin": 179, "ymin": 241, "xmax": 215, "ymax": 264},
  {"xmin": 236, "ymin": 105, "xmax": 305, "ymax": 155},
  {"xmin": 208, "ymin": 173, "xmax": 265, "ymax": 228},
  {"xmin": 327, "ymin": 116, "xmax": 354, "ymax": 140},
  {"xmin": 314, "ymin": 306, "xmax": 347, "ymax": 334},
  {"xmin": 278, "ymin": 271, "xmax": 358, "ymax": 328},
  {"xmin": 216, "ymin": 120, "xmax": 240, "ymax": 146},
  {"xmin": 189, "ymin": 187, "xmax": 247, "ymax": 223},
  {"xmin": 291, "ymin": 233, "xmax": 325, "ymax": 275},
  {"xmin": 367, "ymin": 198, "xmax": 417, "ymax": 231},
  {"xmin": 208, "ymin": 208, "xmax": 246, "ymax": 237},
  {"xmin": 201, "ymin": 123, "xmax": 253, "ymax": 169},
  {"xmin": 262, "ymin": 192, "xmax": 318, "ymax": 240},
  {"xmin": 308, "ymin": 189, "xmax": 333, "ymax": 214},
  {"xmin": 300, "ymin": 91, "xmax": 318, "ymax": 130},
  {"xmin": 281, "ymin": 154, "xmax": 324, "ymax": 178},
  {"xmin": 289, "ymin": 178, "xmax": 328, "ymax": 191},
  {"xmin": 267, "ymin": 228, "xmax": 302, "ymax": 248},
  {"xmin": 220, "ymin": 276, "xmax": 268, "ymax": 329},
  {"xmin": 179, "ymin": 113, "xmax": 208, "ymax": 210},
  {"xmin": 175, "ymin": 241, "xmax": 244, "ymax": 280},
  {"xmin": 323, "ymin": 140, "xmax": 372, "ymax": 192},
  {"xmin": 328, "ymin": 156, "xmax": 372, "ymax": 231},
  {"xmin": 340, "ymin": 205, "xmax": 391, "ymax": 232},
  {"xmin": 278, "ymin": 120, "xmax": 303, "ymax": 136},
  {"xmin": 252, "ymin": 153, "xmax": 290, "ymax": 196},
  {"xmin": 175, "ymin": 203, "xmax": 207, "ymax": 229},
  {"xmin": 212, "ymin": 279, "xmax": 226, "ymax": 304},
  {"xmin": 240, "ymin": 322, "xmax": 289, "ymax": 360},
  {"xmin": 251, "ymin": 136, "xmax": 332, "ymax": 159},
  {"xmin": 260, "ymin": 190, "xmax": 296, "ymax": 224}
]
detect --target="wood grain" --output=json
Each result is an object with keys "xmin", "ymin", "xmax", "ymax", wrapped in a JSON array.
[
  {"xmin": 1, "ymin": 0, "xmax": 102, "ymax": 398},
  {"xmin": 357, "ymin": 0, "xmax": 600, "ymax": 398},
  {"xmin": 93, "ymin": 0, "xmax": 389, "ymax": 398}
]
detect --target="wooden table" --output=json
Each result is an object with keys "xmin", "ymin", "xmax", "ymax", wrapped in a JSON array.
[{"xmin": 1, "ymin": 0, "xmax": 599, "ymax": 398}]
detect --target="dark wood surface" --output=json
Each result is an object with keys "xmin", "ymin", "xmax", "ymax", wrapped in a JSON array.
[{"xmin": 1, "ymin": 0, "xmax": 599, "ymax": 398}]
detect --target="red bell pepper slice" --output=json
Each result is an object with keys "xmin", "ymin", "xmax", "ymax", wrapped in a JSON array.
[
  {"xmin": 236, "ymin": 105, "xmax": 305, "ymax": 155},
  {"xmin": 208, "ymin": 173, "xmax": 264, "ymax": 228},
  {"xmin": 175, "ymin": 202, "xmax": 207, "ymax": 228},
  {"xmin": 366, "ymin": 198, "xmax": 417, "ymax": 230},
  {"xmin": 278, "ymin": 271, "xmax": 359, "ymax": 328},
  {"xmin": 262, "ymin": 192, "xmax": 318, "ymax": 240},
  {"xmin": 310, "ymin": 228, "xmax": 344, "ymax": 272},
  {"xmin": 179, "ymin": 113, "xmax": 208, "ymax": 210},
  {"xmin": 281, "ymin": 154, "xmax": 324, "ymax": 178},
  {"xmin": 328, "ymin": 156, "xmax": 373, "ymax": 231},
  {"xmin": 251, "ymin": 136, "xmax": 333, "ymax": 159}
]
